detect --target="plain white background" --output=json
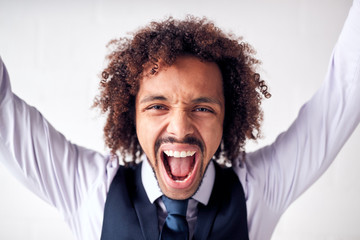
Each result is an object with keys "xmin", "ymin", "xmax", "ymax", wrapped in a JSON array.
[{"xmin": 0, "ymin": 0, "xmax": 359, "ymax": 239}]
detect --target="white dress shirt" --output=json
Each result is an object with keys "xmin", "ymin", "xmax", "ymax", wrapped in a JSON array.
[{"xmin": 0, "ymin": 1, "xmax": 359, "ymax": 239}]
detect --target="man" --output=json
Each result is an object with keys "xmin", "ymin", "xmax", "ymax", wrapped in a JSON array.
[{"xmin": 1, "ymin": 1, "xmax": 359, "ymax": 240}]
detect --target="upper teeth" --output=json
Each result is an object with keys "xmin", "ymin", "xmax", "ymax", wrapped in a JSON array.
[{"xmin": 164, "ymin": 150, "xmax": 196, "ymax": 158}]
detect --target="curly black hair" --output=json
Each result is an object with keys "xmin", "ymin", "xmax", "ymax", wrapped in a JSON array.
[{"xmin": 94, "ymin": 15, "xmax": 270, "ymax": 166}]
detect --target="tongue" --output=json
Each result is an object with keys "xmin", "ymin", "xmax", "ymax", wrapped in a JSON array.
[{"xmin": 167, "ymin": 156, "xmax": 193, "ymax": 177}]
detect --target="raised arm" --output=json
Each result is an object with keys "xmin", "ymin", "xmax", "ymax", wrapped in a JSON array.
[
  {"xmin": 0, "ymin": 57, "xmax": 109, "ymax": 215},
  {"xmin": 244, "ymin": 0, "xmax": 360, "ymax": 214}
]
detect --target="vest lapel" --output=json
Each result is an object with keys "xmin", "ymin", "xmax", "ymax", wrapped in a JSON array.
[
  {"xmin": 101, "ymin": 163, "xmax": 159, "ymax": 240},
  {"xmin": 133, "ymin": 165, "xmax": 159, "ymax": 240},
  {"xmin": 193, "ymin": 163, "xmax": 222, "ymax": 240},
  {"xmin": 193, "ymin": 162, "xmax": 249, "ymax": 240},
  {"xmin": 194, "ymin": 197, "xmax": 220, "ymax": 240}
]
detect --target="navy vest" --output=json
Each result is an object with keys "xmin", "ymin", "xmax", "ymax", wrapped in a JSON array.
[{"xmin": 100, "ymin": 162, "xmax": 249, "ymax": 240}]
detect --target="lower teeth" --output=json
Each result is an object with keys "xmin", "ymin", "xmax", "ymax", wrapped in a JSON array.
[
  {"xmin": 172, "ymin": 175, "xmax": 187, "ymax": 181},
  {"xmin": 173, "ymin": 173, "xmax": 191, "ymax": 182}
]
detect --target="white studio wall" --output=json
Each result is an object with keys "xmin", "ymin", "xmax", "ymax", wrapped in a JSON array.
[{"xmin": 0, "ymin": 0, "xmax": 358, "ymax": 239}]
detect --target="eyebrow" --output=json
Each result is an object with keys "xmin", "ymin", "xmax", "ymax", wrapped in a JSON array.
[
  {"xmin": 140, "ymin": 95, "xmax": 222, "ymax": 106},
  {"xmin": 191, "ymin": 97, "xmax": 222, "ymax": 106},
  {"xmin": 139, "ymin": 95, "xmax": 167, "ymax": 104}
]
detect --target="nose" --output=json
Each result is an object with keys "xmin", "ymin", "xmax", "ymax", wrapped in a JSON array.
[{"xmin": 166, "ymin": 109, "xmax": 194, "ymax": 139}]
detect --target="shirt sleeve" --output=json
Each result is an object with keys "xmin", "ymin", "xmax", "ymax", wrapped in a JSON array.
[
  {"xmin": 0, "ymin": 57, "xmax": 111, "ymax": 216},
  {"xmin": 244, "ymin": 0, "xmax": 360, "ymax": 214}
]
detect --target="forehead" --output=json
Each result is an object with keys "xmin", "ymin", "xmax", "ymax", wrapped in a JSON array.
[{"xmin": 138, "ymin": 56, "xmax": 224, "ymax": 101}]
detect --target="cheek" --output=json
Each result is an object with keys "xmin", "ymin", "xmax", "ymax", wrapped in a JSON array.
[
  {"xmin": 136, "ymin": 115, "xmax": 164, "ymax": 157},
  {"xmin": 199, "ymin": 120, "xmax": 223, "ymax": 156},
  {"xmin": 136, "ymin": 121, "xmax": 151, "ymax": 150},
  {"xmin": 135, "ymin": 115, "xmax": 149, "ymax": 153}
]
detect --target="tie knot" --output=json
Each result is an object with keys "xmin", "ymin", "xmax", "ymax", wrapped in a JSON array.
[{"xmin": 162, "ymin": 195, "xmax": 188, "ymax": 216}]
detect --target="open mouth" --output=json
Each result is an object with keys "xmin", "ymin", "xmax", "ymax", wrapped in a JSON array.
[{"xmin": 162, "ymin": 150, "xmax": 196, "ymax": 182}]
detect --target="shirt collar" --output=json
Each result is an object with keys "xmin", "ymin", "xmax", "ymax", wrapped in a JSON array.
[{"xmin": 141, "ymin": 156, "xmax": 215, "ymax": 206}]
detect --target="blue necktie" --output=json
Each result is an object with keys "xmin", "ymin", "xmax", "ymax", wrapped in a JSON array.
[{"xmin": 160, "ymin": 195, "xmax": 189, "ymax": 240}]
